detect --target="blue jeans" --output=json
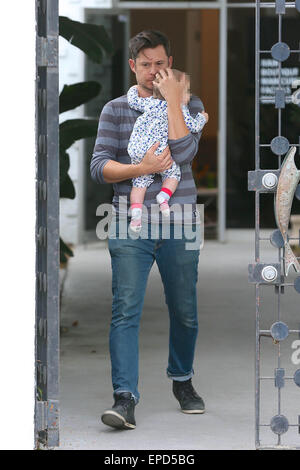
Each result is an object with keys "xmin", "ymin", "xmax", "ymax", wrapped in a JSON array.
[{"xmin": 108, "ymin": 220, "xmax": 201, "ymax": 403}]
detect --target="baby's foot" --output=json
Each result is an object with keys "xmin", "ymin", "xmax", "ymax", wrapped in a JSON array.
[
  {"xmin": 156, "ymin": 191, "xmax": 168, "ymax": 205},
  {"xmin": 130, "ymin": 219, "xmax": 142, "ymax": 232},
  {"xmin": 156, "ymin": 189, "xmax": 172, "ymax": 217},
  {"xmin": 129, "ymin": 205, "xmax": 142, "ymax": 232},
  {"xmin": 159, "ymin": 200, "xmax": 170, "ymax": 217}
]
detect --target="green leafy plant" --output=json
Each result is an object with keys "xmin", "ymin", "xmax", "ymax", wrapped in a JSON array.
[{"xmin": 59, "ymin": 16, "xmax": 113, "ymax": 263}]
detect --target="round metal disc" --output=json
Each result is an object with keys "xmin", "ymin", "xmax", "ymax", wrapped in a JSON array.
[
  {"xmin": 262, "ymin": 172, "xmax": 278, "ymax": 189},
  {"xmin": 295, "ymin": 184, "xmax": 300, "ymax": 201},
  {"xmin": 294, "ymin": 276, "xmax": 300, "ymax": 294},
  {"xmin": 270, "ymin": 136, "xmax": 290, "ymax": 155},
  {"xmin": 270, "ymin": 415, "xmax": 289, "ymax": 435},
  {"xmin": 261, "ymin": 265, "xmax": 278, "ymax": 282},
  {"xmin": 271, "ymin": 42, "xmax": 290, "ymax": 62},
  {"xmin": 270, "ymin": 321, "xmax": 289, "ymax": 341},
  {"xmin": 270, "ymin": 229, "xmax": 285, "ymax": 248},
  {"xmin": 294, "ymin": 369, "xmax": 300, "ymax": 387}
]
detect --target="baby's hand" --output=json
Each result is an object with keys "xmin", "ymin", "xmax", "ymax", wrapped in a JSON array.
[{"xmin": 202, "ymin": 111, "xmax": 209, "ymax": 123}]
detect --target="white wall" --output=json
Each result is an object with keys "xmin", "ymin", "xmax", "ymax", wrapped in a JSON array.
[{"xmin": 1, "ymin": 0, "xmax": 35, "ymax": 450}]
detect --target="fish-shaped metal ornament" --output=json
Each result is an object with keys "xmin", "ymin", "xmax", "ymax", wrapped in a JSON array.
[{"xmin": 275, "ymin": 146, "xmax": 300, "ymax": 276}]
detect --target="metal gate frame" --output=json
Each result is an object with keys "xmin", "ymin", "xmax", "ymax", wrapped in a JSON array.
[
  {"xmin": 35, "ymin": 0, "xmax": 60, "ymax": 449},
  {"xmin": 249, "ymin": 0, "xmax": 300, "ymax": 450}
]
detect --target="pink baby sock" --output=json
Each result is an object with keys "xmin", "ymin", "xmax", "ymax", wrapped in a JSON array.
[
  {"xmin": 156, "ymin": 188, "xmax": 173, "ymax": 217},
  {"xmin": 130, "ymin": 203, "xmax": 143, "ymax": 232}
]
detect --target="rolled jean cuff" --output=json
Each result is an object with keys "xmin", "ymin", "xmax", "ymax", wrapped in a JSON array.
[
  {"xmin": 166, "ymin": 369, "xmax": 194, "ymax": 382},
  {"xmin": 114, "ymin": 389, "xmax": 139, "ymax": 404}
]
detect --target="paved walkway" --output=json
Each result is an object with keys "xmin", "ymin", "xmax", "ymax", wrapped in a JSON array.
[{"xmin": 57, "ymin": 230, "xmax": 300, "ymax": 450}]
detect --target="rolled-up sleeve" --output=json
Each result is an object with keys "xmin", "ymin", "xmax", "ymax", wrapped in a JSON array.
[
  {"xmin": 168, "ymin": 96, "xmax": 204, "ymax": 166},
  {"xmin": 168, "ymin": 132, "xmax": 202, "ymax": 166},
  {"xmin": 90, "ymin": 101, "xmax": 119, "ymax": 184}
]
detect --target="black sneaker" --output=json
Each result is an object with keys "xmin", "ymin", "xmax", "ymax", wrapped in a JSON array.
[
  {"xmin": 173, "ymin": 378, "xmax": 205, "ymax": 414},
  {"xmin": 101, "ymin": 392, "xmax": 136, "ymax": 429}
]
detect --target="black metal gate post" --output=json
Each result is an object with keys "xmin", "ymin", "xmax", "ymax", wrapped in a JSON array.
[
  {"xmin": 249, "ymin": 0, "xmax": 300, "ymax": 450},
  {"xmin": 35, "ymin": 0, "xmax": 59, "ymax": 449}
]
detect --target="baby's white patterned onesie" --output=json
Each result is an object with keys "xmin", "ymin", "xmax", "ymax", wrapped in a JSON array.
[{"xmin": 127, "ymin": 85, "xmax": 207, "ymax": 188}]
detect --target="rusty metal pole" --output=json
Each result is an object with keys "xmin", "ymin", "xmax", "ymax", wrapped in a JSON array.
[{"xmin": 35, "ymin": 0, "xmax": 59, "ymax": 449}]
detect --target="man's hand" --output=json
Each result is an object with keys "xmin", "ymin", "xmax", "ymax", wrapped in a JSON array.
[
  {"xmin": 153, "ymin": 68, "xmax": 186, "ymax": 106},
  {"xmin": 138, "ymin": 142, "xmax": 173, "ymax": 175},
  {"xmin": 154, "ymin": 69, "xmax": 190, "ymax": 140},
  {"xmin": 101, "ymin": 142, "xmax": 173, "ymax": 183}
]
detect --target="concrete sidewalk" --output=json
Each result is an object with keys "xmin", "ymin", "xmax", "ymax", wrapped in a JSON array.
[{"xmin": 58, "ymin": 230, "xmax": 300, "ymax": 450}]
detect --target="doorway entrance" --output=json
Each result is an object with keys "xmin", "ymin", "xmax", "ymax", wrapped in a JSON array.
[{"xmin": 84, "ymin": 6, "xmax": 222, "ymax": 241}]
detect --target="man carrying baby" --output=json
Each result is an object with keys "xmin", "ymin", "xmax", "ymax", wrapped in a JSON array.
[
  {"xmin": 90, "ymin": 30, "xmax": 207, "ymax": 430},
  {"xmin": 127, "ymin": 70, "xmax": 208, "ymax": 232}
]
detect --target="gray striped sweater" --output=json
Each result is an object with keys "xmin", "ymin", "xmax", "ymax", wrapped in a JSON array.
[{"xmin": 90, "ymin": 93, "xmax": 204, "ymax": 224}]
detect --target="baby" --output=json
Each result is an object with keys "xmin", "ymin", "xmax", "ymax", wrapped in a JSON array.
[{"xmin": 127, "ymin": 69, "xmax": 208, "ymax": 232}]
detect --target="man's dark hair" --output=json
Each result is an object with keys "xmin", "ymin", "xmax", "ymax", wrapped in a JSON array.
[{"xmin": 129, "ymin": 30, "xmax": 171, "ymax": 61}]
